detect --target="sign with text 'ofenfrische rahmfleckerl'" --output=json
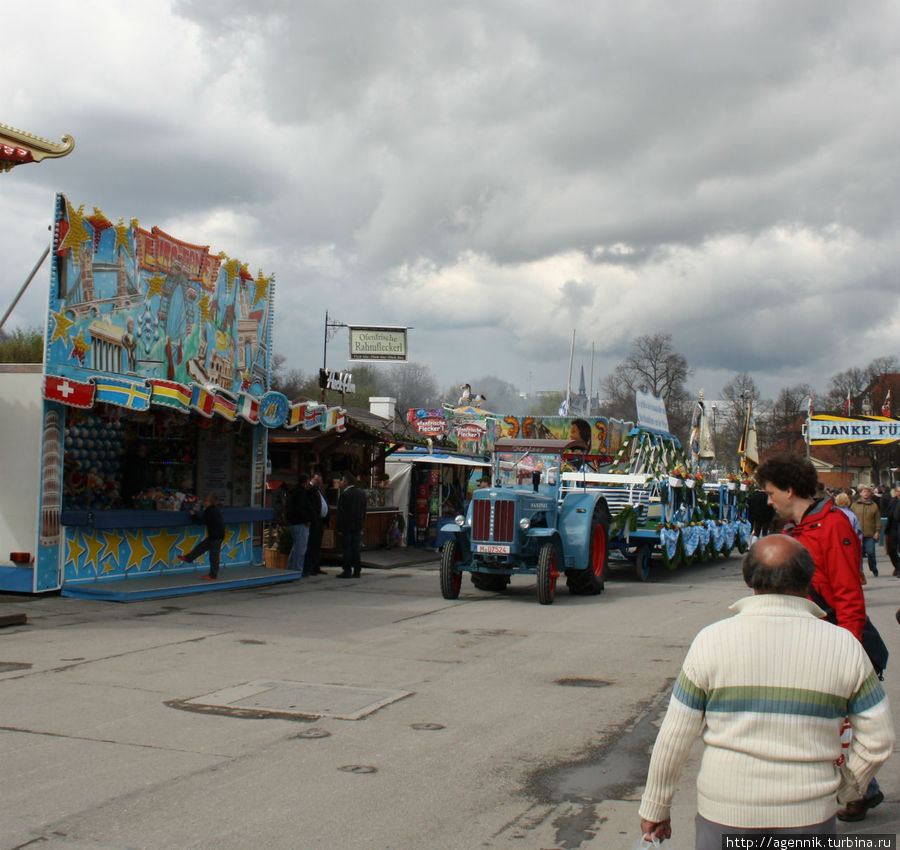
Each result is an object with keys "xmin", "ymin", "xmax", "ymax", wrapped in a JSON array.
[
  {"xmin": 808, "ymin": 415, "xmax": 900, "ymax": 445},
  {"xmin": 348, "ymin": 326, "xmax": 408, "ymax": 361}
]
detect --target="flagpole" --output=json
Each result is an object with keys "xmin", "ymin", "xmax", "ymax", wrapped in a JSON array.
[{"xmin": 565, "ymin": 329, "xmax": 575, "ymax": 413}]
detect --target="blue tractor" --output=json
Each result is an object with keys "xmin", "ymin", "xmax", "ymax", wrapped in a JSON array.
[{"xmin": 439, "ymin": 438, "xmax": 611, "ymax": 604}]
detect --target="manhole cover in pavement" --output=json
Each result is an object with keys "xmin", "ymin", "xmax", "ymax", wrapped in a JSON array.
[{"xmin": 182, "ymin": 680, "xmax": 414, "ymax": 720}]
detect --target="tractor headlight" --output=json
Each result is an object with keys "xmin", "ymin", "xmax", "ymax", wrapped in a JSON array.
[
  {"xmin": 519, "ymin": 517, "xmax": 531, "ymax": 530},
  {"xmin": 455, "ymin": 514, "xmax": 466, "ymax": 527}
]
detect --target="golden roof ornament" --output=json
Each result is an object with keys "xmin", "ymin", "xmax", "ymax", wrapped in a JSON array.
[{"xmin": 0, "ymin": 122, "xmax": 75, "ymax": 172}]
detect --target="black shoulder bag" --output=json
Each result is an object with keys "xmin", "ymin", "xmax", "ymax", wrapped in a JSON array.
[{"xmin": 808, "ymin": 586, "xmax": 889, "ymax": 680}]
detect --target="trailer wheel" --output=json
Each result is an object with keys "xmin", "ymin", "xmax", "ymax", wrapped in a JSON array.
[
  {"xmin": 537, "ymin": 541, "xmax": 559, "ymax": 604},
  {"xmin": 471, "ymin": 573, "xmax": 509, "ymax": 592},
  {"xmin": 566, "ymin": 504, "xmax": 609, "ymax": 596},
  {"xmin": 635, "ymin": 545, "xmax": 652, "ymax": 582},
  {"xmin": 440, "ymin": 539, "xmax": 462, "ymax": 599}
]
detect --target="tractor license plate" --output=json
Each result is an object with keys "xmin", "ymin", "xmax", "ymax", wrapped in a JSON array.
[{"xmin": 474, "ymin": 544, "xmax": 510, "ymax": 554}]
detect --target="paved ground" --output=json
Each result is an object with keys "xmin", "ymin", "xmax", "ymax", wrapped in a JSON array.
[{"xmin": 0, "ymin": 553, "xmax": 897, "ymax": 849}]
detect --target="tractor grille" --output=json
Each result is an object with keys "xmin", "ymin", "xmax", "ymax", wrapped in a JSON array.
[{"xmin": 472, "ymin": 499, "xmax": 516, "ymax": 543}]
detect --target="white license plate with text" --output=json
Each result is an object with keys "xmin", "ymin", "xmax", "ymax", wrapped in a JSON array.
[{"xmin": 474, "ymin": 544, "xmax": 510, "ymax": 554}]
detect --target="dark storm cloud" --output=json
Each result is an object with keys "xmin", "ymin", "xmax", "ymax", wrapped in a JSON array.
[{"xmin": 3, "ymin": 0, "xmax": 900, "ymax": 399}]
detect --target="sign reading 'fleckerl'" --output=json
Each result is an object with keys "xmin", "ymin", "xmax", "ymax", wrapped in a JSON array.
[{"xmin": 348, "ymin": 326, "xmax": 408, "ymax": 361}]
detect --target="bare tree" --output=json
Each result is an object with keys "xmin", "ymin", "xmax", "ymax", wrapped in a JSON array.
[{"xmin": 600, "ymin": 333, "xmax": 692, "ymax": 439}]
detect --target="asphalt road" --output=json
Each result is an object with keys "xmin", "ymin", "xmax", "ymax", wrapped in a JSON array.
[{"xmin": 0, "ymin": 555, "xmax": 897, "ymax": 849}]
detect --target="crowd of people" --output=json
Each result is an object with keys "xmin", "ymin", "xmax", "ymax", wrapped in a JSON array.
[{"xmin": 639, "ymin": 455, "xmax": 896, "ymax": 848}]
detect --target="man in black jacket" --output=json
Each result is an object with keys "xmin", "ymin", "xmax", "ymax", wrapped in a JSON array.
[
  {"xmin": 883, "ymin": 488, "xmax": 900, "ymax": 577},
  {"xmin": 336, "ymin": 472, "xmax": 367, "ymax": 578},
  {"xmin": 179, "ymin": 493, "xmax": 226, "ymax": 580},
  {"xmin": 304, "ymin": 473, "xmax": 329, "ymax": 575},
  {"xmin": 286, "ymin": 473, "xmax": 316, "ymax": 575}
]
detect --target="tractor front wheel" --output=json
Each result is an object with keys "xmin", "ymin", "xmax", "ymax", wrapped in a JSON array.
[
  {"xmin": 440, "ymin": 539, "xmax": 462, "ymax": 599},
  {"xmin": 537, "ymin": 541, "xmax": 559, "ymax": 605}
]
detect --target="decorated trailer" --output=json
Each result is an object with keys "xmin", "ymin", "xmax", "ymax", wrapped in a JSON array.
[{"xmin": 561, "ymin": 427, "xmax": 752, "ymax": 581}]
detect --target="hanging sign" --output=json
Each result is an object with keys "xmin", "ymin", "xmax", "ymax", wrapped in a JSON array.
[{"xmin": 348, "ymin": 326, "xmax": 408, "ymax": 361}]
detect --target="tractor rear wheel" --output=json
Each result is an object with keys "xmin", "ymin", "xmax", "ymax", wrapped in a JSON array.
[
  {"xmin": 440, "ymin": 539, "xmax": 462, "ymax": 599},
  {"xmin": 566, "ymin": 503, "xmax": 609, "ymax": 595},
  {"xmin": 471, "ymin": 572, "xmax": 509, "ymax": 592},
  {"xmin": 537, "ymin": 541, "xmax": 559, "ymax": 604}
]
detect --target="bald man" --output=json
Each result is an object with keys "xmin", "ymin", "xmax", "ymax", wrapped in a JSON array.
[{"xmin": 638, "ymin": 536, "xmax": 894, "ymax": 848}]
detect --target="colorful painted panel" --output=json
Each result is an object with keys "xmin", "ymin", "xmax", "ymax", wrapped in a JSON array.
[
  {"xmin": 46, "ymin": 194, "xmax": 272, "ymax": 397},
  {"xmin": 432, "ymin": 407, "xmax": 636, "ymax": 457},
  {"xmin": 62, "ymin": 522, "xmax": 256, "ymax": 583}
]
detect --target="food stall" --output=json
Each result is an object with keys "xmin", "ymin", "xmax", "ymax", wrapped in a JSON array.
[
  {"xmin": 385, "ymin": 449, "xmax": 490, "ymax": 549},
  {"xmin": 266, "ymin": 405, "xmax": 422, "ymax": 551},
  {"xmin": 12, "ymin": 193, "xmax": 344, "ymax": 599}
]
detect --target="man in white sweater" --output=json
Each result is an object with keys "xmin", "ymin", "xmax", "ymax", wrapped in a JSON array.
[{"xmin": 638, "ymin": 535, "xmax": 894, "ymax": 848}]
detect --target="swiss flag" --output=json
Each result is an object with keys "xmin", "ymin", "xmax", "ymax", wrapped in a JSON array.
[{"xmin": 44, "ymin": 375, "xmax": 95, "ymax": 408}]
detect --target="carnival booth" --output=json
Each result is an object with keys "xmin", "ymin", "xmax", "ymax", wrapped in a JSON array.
[{"xmin": 7, "ymin": 194, "xmax": 345, "ymax": 600}]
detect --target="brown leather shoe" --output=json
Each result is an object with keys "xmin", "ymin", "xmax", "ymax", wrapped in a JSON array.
[{"xmin": 837, "ymin": 790, "xmax": 884, "ymax": 822}]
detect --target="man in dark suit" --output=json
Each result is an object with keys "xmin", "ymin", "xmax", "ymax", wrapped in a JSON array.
[
  {"xmin": 336, "ymin": 472, "xmax": 367, "ymax": 578},
  {"xmin": 304, "ymin": 472, "xmax": 329, "ymax": 575}
]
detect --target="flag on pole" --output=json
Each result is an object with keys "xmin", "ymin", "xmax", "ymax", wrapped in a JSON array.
[
  {"xmin": 843, "ymin": 389, "xmax": 851, "ymax": 416},
  {"xmin": 738, "ymin": 398, "xmax": 759, "ymax": 474},
  {"xmin": 882, "ymin": 390, "xmax": 892, "ymax": 417},
  {"xmin": 807, "ymin": 394, "xmax": 814, "ymax": 420}
]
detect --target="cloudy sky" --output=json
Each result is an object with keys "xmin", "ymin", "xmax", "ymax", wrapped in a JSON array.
[{"xmin": 3, "ymin": 0, "xmax": 899, "ymax": 404}]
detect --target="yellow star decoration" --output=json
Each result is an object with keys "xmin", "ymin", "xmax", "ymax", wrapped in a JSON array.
[
  {"xmin": 199, "ymin": 294, "xmax": 211, "ymax": 323},
  {"xmin": 51, "ymin": 309, "xmax": 76, "ymax": 344},
  {"xmin": 223, "ymin": 257, "xmax": 241, "ymax": 293},
  {"xmin": 81, "ymin": 530, "xmax": 105, "ymax": 576},
  {"xmin": 65, "ymin": 531, "xmax": 87, "ymax": 575},
  {"xmin": 146, "ymin": 273, "xmax": 168, "ymax": 298},
  {"xmin": 180, "ymin": 529, "xmax": 204, "ymax": 558},
  {"xmin": 58, "ymin": 201, "xmax": 91, "ymax": 262},
  {"xmin": 123, "ymin": 530, "xmax": 152, "ymax": 572},
  {"xmin": 253, "ymin": 270, "xmax": 271, "ymax": 306},
  {"xmin": 114, "ymin": 217, "xmax": 136, "ymax": 258},
  {"xmin": 71, "ymin": 330, "xmax": 90, "ymax": 361},
  {"xmin": 234, "ymin": 524, "xmax": 251, "ymax": 546},
  {"xmin": 99, "ymin": 531, "xmax": 123, "ymax": 574},
  {"xmin": 146, "ymin": 527, "xmax": 183, "ymax": 569}
]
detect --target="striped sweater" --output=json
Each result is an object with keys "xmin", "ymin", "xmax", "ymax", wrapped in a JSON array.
[{"xmin": 639, "ymin": 594, "xmax": 894, "ymax": 829}]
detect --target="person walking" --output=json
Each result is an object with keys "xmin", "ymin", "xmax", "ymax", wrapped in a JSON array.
[
  {"xmin": 178, "ymin": 492, "xmax": 226, "ymax": 580},
  {"xmin": 851, "ymin": 485, "xmax": 882, "ymax": 577},
  {"xmin": 756, "ymin": 455, "xmax": 886, "ymax": 822},
  {"xmin": 882, "ymin": 488, "xmax": 900, "ymax": 577},
  {"xmin": 336, "ymin": 472, "xmax": 367, "ymax": 578},
  {"xmin": 286, "ymin": 473, "xmax": 316, "ymax": 576},
  {"xmin": 639, "ymin": 535, "xmax": 894, "ymax": 848},
  {"xmin": 304, "ymin": 472, "xmax": 329, "ymax": 575}
]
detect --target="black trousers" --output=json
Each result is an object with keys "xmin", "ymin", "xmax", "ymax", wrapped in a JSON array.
[
  {"xmin": 887, "ymin": 531, "xmax": 900, "ymax": 572},
  {"xmin": 186, "ymin": 537, "xmax": 223, "ymax": 577},
  {"xmin": 305, "ymin": 521, "xmax": 324, "ymax": 572}
]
